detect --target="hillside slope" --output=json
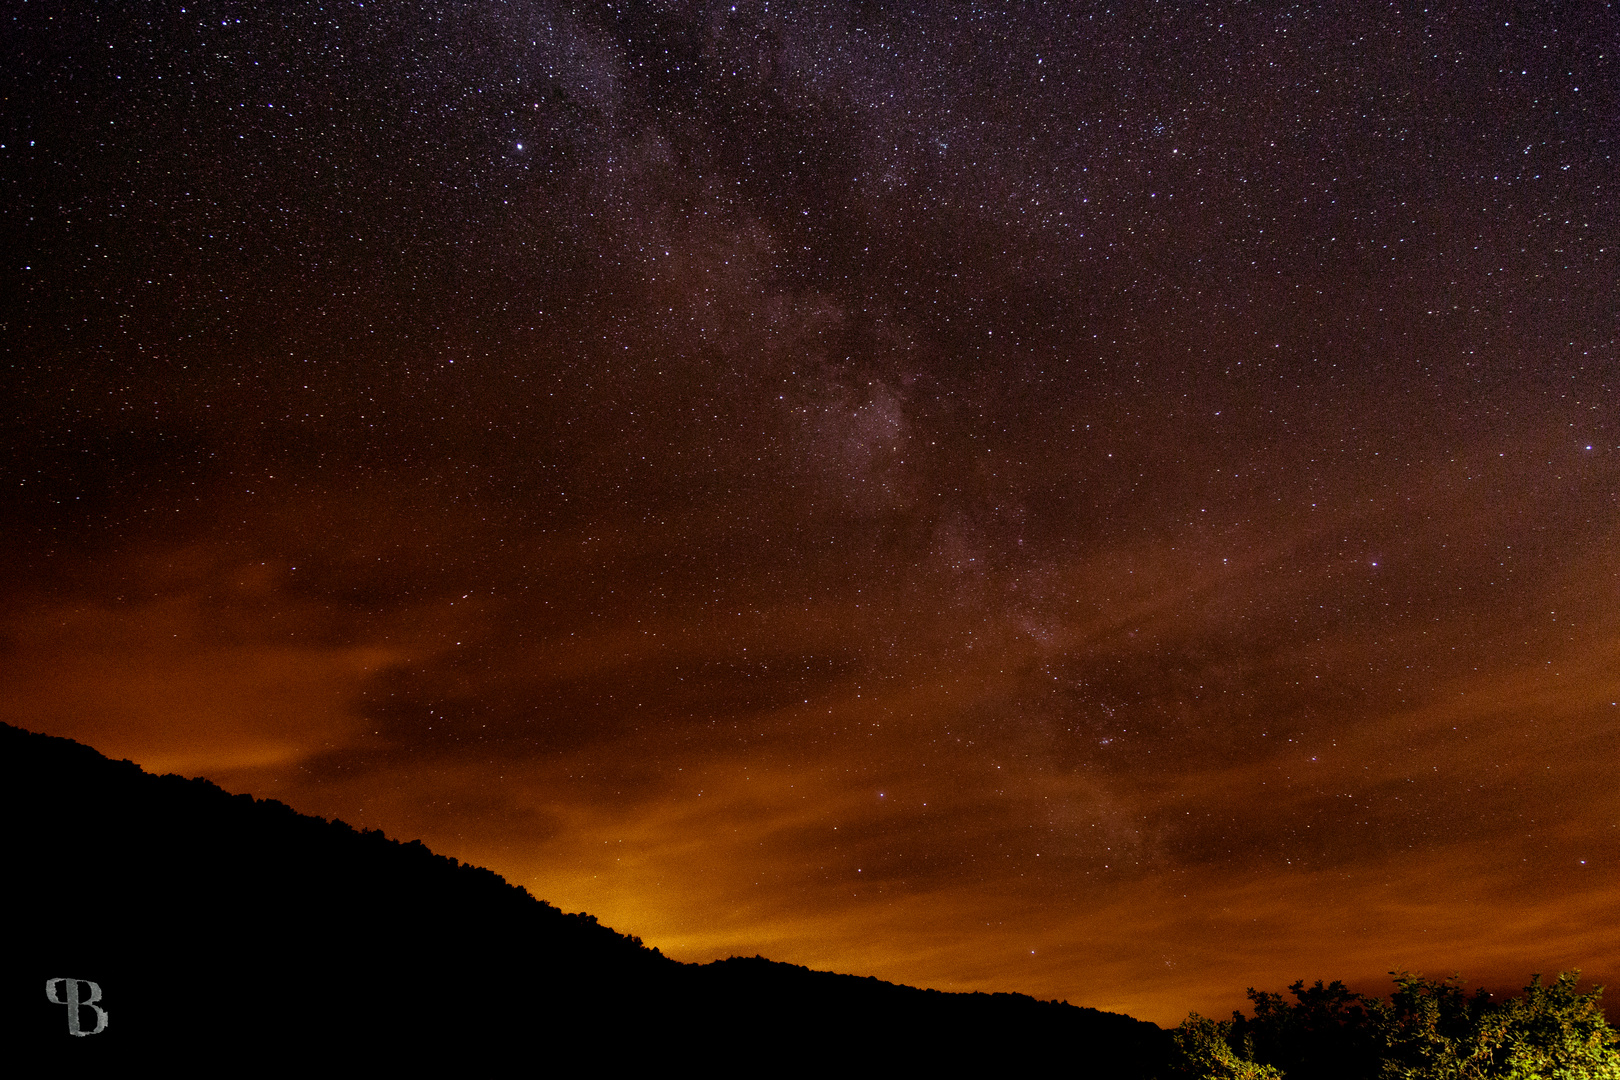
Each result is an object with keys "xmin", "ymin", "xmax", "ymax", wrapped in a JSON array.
[{"xmin": 3, "ymin": 722, "xmax": 1171, "ymax": 1070}]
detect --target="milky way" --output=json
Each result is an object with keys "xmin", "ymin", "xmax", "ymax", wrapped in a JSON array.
[{"xmin": 3, "ymin": 2, "xmax": 1616, "ymax": 1023}]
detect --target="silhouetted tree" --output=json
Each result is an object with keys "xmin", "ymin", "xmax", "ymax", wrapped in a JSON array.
[
  {"xmin": 1238, "ymin": 979, "xmax": 1387, "ymax": 1078},
  {"xmin": 1375, "ymin": 971, "xmax": 1498, "ymax": 1078}
]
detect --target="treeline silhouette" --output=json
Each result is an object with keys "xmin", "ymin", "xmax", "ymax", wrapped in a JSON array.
[{"xmin": 4, "ymin": 723, "xmax": 1169, "ymax": 1069}]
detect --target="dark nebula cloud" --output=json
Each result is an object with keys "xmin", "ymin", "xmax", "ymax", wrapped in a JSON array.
[{"xmin": 3, "ymin": 1, "xmax": 1616, "ymax": 1022}]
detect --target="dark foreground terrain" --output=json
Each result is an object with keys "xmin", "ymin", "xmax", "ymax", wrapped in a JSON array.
[{"xmin": 4, "ymin": 722, "xmax": 1171, "ymax": 1069}]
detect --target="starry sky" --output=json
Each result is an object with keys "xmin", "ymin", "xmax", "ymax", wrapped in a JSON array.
[{"xmin": 3, "ymin": 1, "xmax": 1616, "ymax": 1025}]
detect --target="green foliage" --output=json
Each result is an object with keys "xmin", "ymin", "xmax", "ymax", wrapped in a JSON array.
[
  {"xmin": 1174, "ymin": 1012, "xmax": 1285, "ymax": 1079},
  {"xmin": 1171, "ymin": 971, "xmax": 1620, "ymax": 1080},
  {"xmin": 1475, "ymin": 973, "xmax": 1620, "ymax": 1080},
  {"xmin": 1376, "ymin": 972, "xmax": 1499, "ymax": 1079},
  {"xmin": 1377, "ymin": 971, "xmax": 1620, "ymax": 1080}
]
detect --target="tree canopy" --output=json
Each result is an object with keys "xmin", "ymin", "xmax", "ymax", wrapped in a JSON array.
[{"xmin": 1172, "ymin": 971, "xmax": 1620, "ymax": 1080}]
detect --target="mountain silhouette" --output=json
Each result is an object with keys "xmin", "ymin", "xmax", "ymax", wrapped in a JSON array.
[{"xmin": 4, "ymin": 722, "xmax": 1172, "ymax": 1070}]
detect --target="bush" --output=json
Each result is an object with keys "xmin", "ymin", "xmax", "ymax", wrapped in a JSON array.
[
  {"xmin": 1173, "ymin": 1012, "xmax": 1285, "ymax": 1079},
  {"xmin": 1171, "ymin": 971, "xmax": 1620, "ymax": 1080}
]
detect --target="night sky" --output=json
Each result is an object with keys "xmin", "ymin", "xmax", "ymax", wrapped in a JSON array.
[{"xmin": 3, "ymin": 1, "xmax": 1616, "ymax": 1025}]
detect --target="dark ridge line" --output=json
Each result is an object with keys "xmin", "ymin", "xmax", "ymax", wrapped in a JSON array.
[{"xmin": 4, "ymin": 721, "xmax": 1171, "ymax": 1071}]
